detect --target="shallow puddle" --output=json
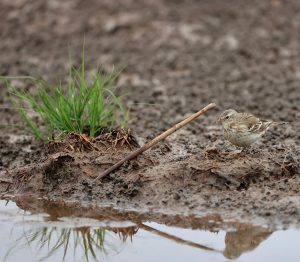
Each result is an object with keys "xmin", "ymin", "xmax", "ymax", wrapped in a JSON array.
[{"xmin": 0, "ymin": 199, "xmax": 299, "ymax": 262}]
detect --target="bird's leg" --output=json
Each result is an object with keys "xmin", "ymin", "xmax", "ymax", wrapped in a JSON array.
[
  {"xmin": 241, "ymin": 147, "xmax": 248, "ymax": 154},
  {"xmin": 230, "ymin": 147, "xmax": 244, "ymax": 158},
  {"xmin": 241, "ymin": 147, "xmax": 252, "ymax": 155},
  {"xmin": 223, "ymin": 141, "xmax": 236, "ymax": 153},
  {"xmin": 232, "ymin": 147, "xmax": 250, "ymax": 158}
]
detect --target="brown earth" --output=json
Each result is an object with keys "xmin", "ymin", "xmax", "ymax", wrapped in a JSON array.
[{"xmin": 0, "ymin": 0, "xmax": 300, "ymax": 227}]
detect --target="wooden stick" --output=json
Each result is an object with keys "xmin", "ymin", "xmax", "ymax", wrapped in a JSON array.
[
  {"xmin": 94, "ymin": 102, "xmax": 216, "ymax": 181},
  {"xmin": 139, "ymin": 223, "xmax": 221, "ymax": 253}
]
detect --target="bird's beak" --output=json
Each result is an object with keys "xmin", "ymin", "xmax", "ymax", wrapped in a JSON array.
[{"xmin": 216, "ymin": 117, "xmax": 221, "ymax": 123}]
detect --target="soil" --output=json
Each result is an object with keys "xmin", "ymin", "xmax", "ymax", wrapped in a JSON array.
[{"xmin": 0, "ymin": 0, "xmax": 300, "ymax": 227}]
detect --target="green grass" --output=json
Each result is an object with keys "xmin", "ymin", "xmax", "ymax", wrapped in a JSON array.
[{"xmin": 2, "ymin": 54, "xmax": 128, "ymax": 141}]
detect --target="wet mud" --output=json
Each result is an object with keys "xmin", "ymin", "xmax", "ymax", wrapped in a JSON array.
[{"xmin": 0, "ymin": 0, "xmax": 300, "ymax": 227}]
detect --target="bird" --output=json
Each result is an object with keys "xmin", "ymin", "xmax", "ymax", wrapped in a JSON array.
[{"xmin": 217, "ymin": 109, "xmax": 283, "ymax": 149}]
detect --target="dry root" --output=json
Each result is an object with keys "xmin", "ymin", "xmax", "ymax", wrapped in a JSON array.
[
  {"xmin": 48, "ymin": 133, "xmax": 100, "ymax": 152},
  {"xmin": 94, "ymin": 128, "xmax": 139, "ymax": 150},
  {"xmin": 48, "ymin": 129, "xmax": 139, "ymax": 153}
]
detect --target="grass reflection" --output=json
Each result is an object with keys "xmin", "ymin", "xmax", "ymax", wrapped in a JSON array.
[{"xmin": 6, "ymin": 226, "xmax": 139, "ymax": 262}]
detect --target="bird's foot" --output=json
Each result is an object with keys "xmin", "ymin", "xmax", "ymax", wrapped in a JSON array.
[
  {"xmin": 241, "ymin": 147, "xmax": 251, "ymax": 154},
  {"xmin": 232, "ymin": 147, "xmax": 251, "ymax": 158}
]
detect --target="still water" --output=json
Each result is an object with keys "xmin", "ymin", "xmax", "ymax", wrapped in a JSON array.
[{"xmin": 0, "ymin": 200, "xmax": 299, "ymax": 262}]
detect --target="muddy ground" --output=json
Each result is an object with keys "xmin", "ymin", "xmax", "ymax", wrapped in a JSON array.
[{"xmin": 0, "ymin": 0, "xmax": 300, "ymax": 227}]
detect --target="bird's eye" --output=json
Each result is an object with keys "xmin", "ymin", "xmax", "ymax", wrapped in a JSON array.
[{"xmin": 224, "ymin": 115, "xmax": 230, "ymax": 119}]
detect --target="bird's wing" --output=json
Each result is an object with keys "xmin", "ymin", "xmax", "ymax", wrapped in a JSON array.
[
  {"xmin": 229, "ymin": 121, "xmax": 250, "ymax": 133},
  {"xmin": 229, "ymin": 113, "xmax": 265, "ymax": 133}
]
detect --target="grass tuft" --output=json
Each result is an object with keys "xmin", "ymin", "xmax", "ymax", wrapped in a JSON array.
[{"xmin": 2, "ymin": 56, "xmax": 128, "ymax": 141}]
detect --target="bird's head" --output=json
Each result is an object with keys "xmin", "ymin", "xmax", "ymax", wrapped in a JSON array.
[{"xmin": 217, "ymin": 109, "xmax": 238, "ymax": 124}]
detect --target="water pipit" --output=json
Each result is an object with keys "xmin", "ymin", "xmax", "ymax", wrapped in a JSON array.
[{"xmin": 217, "ymin": 109, "xmax": 285, "ymax": 150}]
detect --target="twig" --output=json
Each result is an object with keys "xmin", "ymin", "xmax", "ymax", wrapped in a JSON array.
[
  {"xmin": 139, "ymin": 223, "xmax": 221, "ymax": 253},
  {"xmin": 94, "ymin": 102, "xmax": 216, "ymax": 181}
]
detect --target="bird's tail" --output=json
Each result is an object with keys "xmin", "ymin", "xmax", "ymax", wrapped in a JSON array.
[
  {"xmin": 267, "ymin": 121, "xmax": 289, "ymax": 129},
  {"xmin": 271, "ymin": 121, "xmax": 289, "ymax": 125}
]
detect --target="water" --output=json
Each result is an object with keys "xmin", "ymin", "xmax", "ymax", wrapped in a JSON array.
[{"xmin": 0, "ymin": 200, "xmax": 299, "ymax": 262}]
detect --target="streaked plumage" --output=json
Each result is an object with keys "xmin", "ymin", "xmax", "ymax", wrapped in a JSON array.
[{"xmin": 217, "ymin": 109, "xmax": 275, "ymax": 148}]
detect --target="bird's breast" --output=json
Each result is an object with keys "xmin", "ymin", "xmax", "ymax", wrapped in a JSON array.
[{"xmin": 223, "ymin": 128, "xmax": 262, "ymax": 147}]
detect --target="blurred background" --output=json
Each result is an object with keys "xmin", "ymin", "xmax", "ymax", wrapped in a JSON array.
[{"xmin": 0, "ymin": 0, "xmax": 299, "ymax": 144}]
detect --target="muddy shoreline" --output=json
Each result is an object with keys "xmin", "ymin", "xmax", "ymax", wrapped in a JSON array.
[
  {"xmin": 1, "ymin": 0, "xmax": 300, "ymax": 228},
  {"xmin": 0, "ymin": 132, "xmax": 299, "ymax": 228}
]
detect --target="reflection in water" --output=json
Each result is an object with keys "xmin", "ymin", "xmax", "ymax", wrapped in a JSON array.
[
  {"xmin": 5, "ymin": 223, "xmax": 273, "ymax": 261},
  {"xmin": 109, "ymin": 226, "xmax": 139, "ymax": 242},
  {"xmin": 6, "ymin": 226, "xmax": 139, "ymax": 262},
  {"xmin": 0, "ymin": 199, "xmax": 278, "ymax": 261},
  {"xmin": 139, "ymin": 223, "xmax": 221, "ymax": 253},
  {"xmin": 223, "ymin": 226, "xmax": 273, "ymax": 259}
]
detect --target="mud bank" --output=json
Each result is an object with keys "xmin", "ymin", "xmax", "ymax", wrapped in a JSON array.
[{"xmin": 0, "ymin": 132, "xmax": 299, "ymax": 227}]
